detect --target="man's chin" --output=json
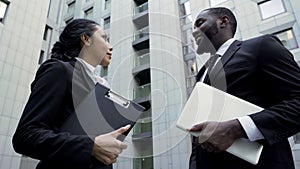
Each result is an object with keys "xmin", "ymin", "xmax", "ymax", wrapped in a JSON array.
[
  {"xmin": 196, "ymin": 43, "xmax": 216, "ymax": 55},
  {"xmin": 196, "ymin": 46, "xmax": 208, "ymax": 55}
]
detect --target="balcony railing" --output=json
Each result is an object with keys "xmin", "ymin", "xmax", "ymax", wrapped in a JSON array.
[
  {"xmin": 133, "ymin": 119, "xmax": 152, "ymax": 135},
  {"xmin": 133, "ymin": 26, "xmax": 149, "ymax": 42},
  {"xmin": 133, "ymin": 2, "xmax": 148, "ymax": 15},
  {"xmin": 133, "ymin": 83, "xmax": 151, "ymax": 99},
  {"xmin": 134, "ymin": 53, "xmax": 150, "ymax": 68}
]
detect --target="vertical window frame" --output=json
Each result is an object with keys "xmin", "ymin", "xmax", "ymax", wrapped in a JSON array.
[{"xmin": 0, "ymin": 0, "xmax": 10, "ymax": 23}]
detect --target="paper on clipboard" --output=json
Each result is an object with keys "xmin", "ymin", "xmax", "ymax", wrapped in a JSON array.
[{"xmin": 176, "ymin": 82, "xmax": 263, "ymax": 164}]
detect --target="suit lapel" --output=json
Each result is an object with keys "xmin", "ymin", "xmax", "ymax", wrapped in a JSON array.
[{"xmin": 210, "ymin": 40, "xmax": 242, "ymax": 81}]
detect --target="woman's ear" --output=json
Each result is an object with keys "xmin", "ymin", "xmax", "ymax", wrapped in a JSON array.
[{"xmin": 80, "ymin": 34, "xmax": 91, "ymax": 47}]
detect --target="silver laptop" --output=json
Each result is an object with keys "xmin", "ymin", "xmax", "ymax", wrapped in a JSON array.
[{"xmin": 176, "ymin": 82, "xmax": 263, "ymax": 165}]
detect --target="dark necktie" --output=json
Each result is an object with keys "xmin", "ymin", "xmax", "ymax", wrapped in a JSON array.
[{"xmin": 203, "ymin": 54, "xmax": 221, "ymax": 84}]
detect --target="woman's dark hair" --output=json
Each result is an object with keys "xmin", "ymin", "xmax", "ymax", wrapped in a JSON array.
[
  {"xmin": 51, "ymin": 19, "xmax": 100, "ymax": 61},
  {"xmin": 204, "ymin": 7, "xmax": 237, "ymax": 36}
]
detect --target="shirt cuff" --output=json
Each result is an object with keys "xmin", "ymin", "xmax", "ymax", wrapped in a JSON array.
[{"xmin": 237, "ymin": 116, "xmax": 264, "ymax": 141}]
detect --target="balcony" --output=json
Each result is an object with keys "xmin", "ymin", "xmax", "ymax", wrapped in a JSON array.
[
  {"xmin": 134, "ymin": 0, "xmax": 148, "ymax": 6},
  {"xmin": 132, "ymin": 118, "xmax": 152, "ymax": 140},
  {"xmin": 132, "ymin": 26, "xmax": 149, "ymax": 50},
  {"xmin": 133, "ymin": 119, "xmax": 152, "ymax": 135},
  {"xmin": 182, "ymin": 44, "xmax": 196, "ymax": 61},
  {"xmin": 132, "ymin": 53, "xmax": 150, "ymax": 74},
  {"xmin": 133, "ymin": 83, "xmax": 151, "ymax": 99},
  {"xmin": 133, "ymin": 2, "xmax": 149, "ymax": 28}
]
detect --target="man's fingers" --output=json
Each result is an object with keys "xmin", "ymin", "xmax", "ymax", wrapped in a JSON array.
[
  {"xmin": 189, "ymin": 123, "xmax": 204, "ymax": 131},
  {"xmin": 118, "ymin": 141, "xmax": 128, "ymax": 149},
  {"xmin": 111, "ymin": 124, "xmax": 131, "ymax": 138}
]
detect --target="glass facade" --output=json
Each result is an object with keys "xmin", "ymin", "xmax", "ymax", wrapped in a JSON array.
[
  {"xmin": 258, "ymin": 0, "xmax": 285, "ymax": 19},
  {"xmin": 274, "ymin": 28, "xmax": 298, "ymax": 50}
]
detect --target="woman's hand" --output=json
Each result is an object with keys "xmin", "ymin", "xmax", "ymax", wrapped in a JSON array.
[{"xmin": 92, "ymin": 124, "xmax": 131, "ymax": 165}]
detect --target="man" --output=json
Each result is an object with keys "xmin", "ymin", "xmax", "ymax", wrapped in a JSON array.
[{"xmin": 189, "ymin": 7, "xmax": 300, "ymax": 169}]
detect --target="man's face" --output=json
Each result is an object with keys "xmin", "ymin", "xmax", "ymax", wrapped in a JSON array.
[{"xmin": 192, "ymin": 10, "xmax": 219, "ymax": 54}]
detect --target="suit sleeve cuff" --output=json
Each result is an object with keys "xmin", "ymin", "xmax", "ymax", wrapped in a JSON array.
[{"xmin": 237, "ymin": 116, "xmax": 264, "ymax": 141}]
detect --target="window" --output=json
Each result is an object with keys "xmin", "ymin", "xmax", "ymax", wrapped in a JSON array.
[
  {"xmin": 43, "ymin": 25, "xmax": 52, "ymax": 41},
  {"xmin": 38, "ymin": 50, "xmax": 45, "ymax": 64},
  {"xmin": 0, "ymin": 0, "xmax": 10, "ymax": 23},
  {"xmin": 179, "ymin": 1, "xmax": 192, "ymax": 25},
  {"xmin": 104, "ymin": 0, "xmax": 111, "ymax": 10},
  {"xmin": 210, "ymin": 0, "xmax": 228, "ymax": 6},
  {"xmin": 67, "ymin": 1, "xmax": 75, "ymax": 14},
  {"xmin": 65, "ymin": 17, "xmax": 73, "ymax": 24},
  {"xmin": 101, "ymin": 66, "xmax": 108, "ymax": 77},
  {"xmin": 273, "ymin": 28, "xmax": 298, "ymax": 50},
  {"xmin": 179, "ymin": 1, "xmax": 191, "ymax": 16},
  {"xmin": 47, "ymin": 0, "xmax": 52, "ymax": 18},
  {"xmin": 84, "ymin": 7, "xmax": 93, "ymax": 20},
  {"xmin": 133, "ymin": 157, "xmax": 153, "ymax": 169},
  {"xmin": 181, "ymin": 28, "xmax": 194, "ymax": 55},
  {"xmin": 294, "ymin": 133, "xmax": 300, "ymax": 144},
  {"xmin": 258, "ymin": 0, "xmax": 285, "ymax": 19},
  {"xmin": 103, "ymin": 17, "xmax": 110, "ymax": 30}
]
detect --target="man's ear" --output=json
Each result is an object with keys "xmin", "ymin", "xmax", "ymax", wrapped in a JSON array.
[
  {"xmin": 220, "ymin": 15, "xmax": 229, "ymax": 29},
  {"xmin": 80, "ymin": 34, "xmax": 91, "ymax": 47}
]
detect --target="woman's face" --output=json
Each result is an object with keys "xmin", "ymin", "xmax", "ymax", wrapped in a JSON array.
[{"xmin": 82, "ymin": 26, "xmax": 112, "ymax": 67}]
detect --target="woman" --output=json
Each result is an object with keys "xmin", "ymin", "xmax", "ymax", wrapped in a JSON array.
[{"xmin": 12, "ymin": 19, "xmax": 129, "ymax": 169}]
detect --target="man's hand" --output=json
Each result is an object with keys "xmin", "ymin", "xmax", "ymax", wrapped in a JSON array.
[
  {"xmin": 189, "ymin": 119, "xmax": 246, "ymax": 153},
  {"xmin": 92, "ymin": 124, "xmax": 131, "ymax": 165}
]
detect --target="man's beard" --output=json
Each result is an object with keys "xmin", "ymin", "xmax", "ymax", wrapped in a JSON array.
[{"xmin": 196, "ymin": 22, "xmax": 219, "ymax": 55}]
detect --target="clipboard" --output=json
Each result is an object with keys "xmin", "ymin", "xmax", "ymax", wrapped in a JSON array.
[
  {"xmin": 176, "ymin": 82, "xmax": 263, "ymax": 164},
  {"xmin": 61, "ymin": 83, "xmax": 145, "ymax": 141}
]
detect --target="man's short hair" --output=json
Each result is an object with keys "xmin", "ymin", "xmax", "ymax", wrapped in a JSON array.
[{"xmin": 204, "ymin": 7, "xmax": 237, "ymax": 36}]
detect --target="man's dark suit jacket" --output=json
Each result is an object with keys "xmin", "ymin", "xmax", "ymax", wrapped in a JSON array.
[
  {"xmin": 190, "ymin": 35, "xmax": 300, "ymax": 169},
  {"xmin": 12, "ymin": 58, "xmax": 112, "ymax": 169}
]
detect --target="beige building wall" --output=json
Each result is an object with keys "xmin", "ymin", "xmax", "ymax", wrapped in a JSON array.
[
  {"xmin": 149, "ymin": 0, "xmax": 189, "ymax": 168},
  {"xmin": 0, "ymin": 0, "xmax": 50, "ymax": 169}
]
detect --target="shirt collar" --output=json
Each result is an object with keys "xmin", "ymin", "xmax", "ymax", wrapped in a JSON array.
[
  {"xmin": 76, "ymin": 57, "xmax": 96, "ymax": 73},
  {"xmin": 216, "ymin": 38, "xmax": 236, "ymax": 56}
]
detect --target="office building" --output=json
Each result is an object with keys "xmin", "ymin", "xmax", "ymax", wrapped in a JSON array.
[{"xmin": 1, "ymin": 0, "xmax": 300, "ymax": 169}]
